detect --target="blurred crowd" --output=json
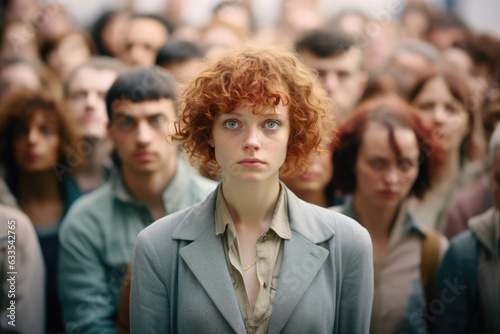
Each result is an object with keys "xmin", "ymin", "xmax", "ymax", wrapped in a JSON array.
[{"xmin": 0, "ymin": 0, "xmax": 500, "ymax": 333}]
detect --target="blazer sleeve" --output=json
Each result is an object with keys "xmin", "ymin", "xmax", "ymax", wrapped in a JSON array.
[
  {"xmin": 336, "ymin": 228, "xmax": 374, "ymax": 334},
  {"xmin": 130, "ymin": 229, "xmax": 170, "ymax": 334}
]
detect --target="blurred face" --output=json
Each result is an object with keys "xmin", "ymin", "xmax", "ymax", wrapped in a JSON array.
[
  {"xmin": 355, "ymin": 122, "xmax": 420, "ymax": 208},
  {"xmin": 108, "ymin": 98, "xmax": 176, "ymax": 175},
  {"xmin": 123, "ymin": 18, "xmax": 168, "ymax": 66},
  {"xmin": 14, "ymin": 110, "xmax": 60, "ymax": 172},
  {"xmin": 412, "ymin": 76, "xmax": 470, "ymax": 155},
  {"xmin": 0, "ymin": 63, "xmax": 41, "ymax": 100},
  {"xmin": 67, "ymin": 67, "xmax": 118, "ymax": 139},
  {"xmin": 209, "ymin": 101, "xmax": 290, "ymax": 183},
  {"xmin": 47, "ymin": 33, "xmax": 92, "ymax": 80},
  {"xmin": 491, "ymin": 148, "xmax": 500, "ymax": 210},
  {"xmin": 301, "ymin": 47, "xmax": 367, "ymax": 117},
  {"xmin": 281, "ymin": 146, "xmax": 333, "ymax": 194}
]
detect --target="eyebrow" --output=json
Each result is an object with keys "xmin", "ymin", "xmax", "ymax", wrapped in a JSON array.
[{"xmin": 114, "ymin": 112, "xmax": 169, "ymax": 120}]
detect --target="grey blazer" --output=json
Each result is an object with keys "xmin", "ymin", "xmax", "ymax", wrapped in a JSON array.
[{"xmin": 130, "ymin": 185, "xmax": 374, "ymax": 333}]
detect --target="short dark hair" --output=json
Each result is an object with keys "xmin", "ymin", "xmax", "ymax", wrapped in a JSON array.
[
  {"xmin": 156, "ymin": 40, "xmax": 205, "ymax": 66},
  {"xmin": 295, "ymin": 28, "xmax": 357, "ymax": 58},
  {"xmin": 64, "ymin": 56, "xmax": 125, "ymax": 98},
  {"xmin": 105, "ymin": 66, "xmax": 177, "ymax": 121}
]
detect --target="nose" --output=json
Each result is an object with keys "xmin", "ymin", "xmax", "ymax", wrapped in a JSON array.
[
  {"xmin": 27, "ymin": 127, "xmax": 39, "ymax": 144},
  {"xmin": 433, "ymin": 104, "xmax": 447, "ymax": 125},
  {"xmin": 136, "ymin": 121, "xmax": 153, "ymax": 146},
  {"xmin": 242, "ymin": 127, "xmax": 261, "ymax": 151},
  {"xmin": 384, "ymin": 169, "xmax": 400, "ymax": 185},
  {"xmin": 85, "ymin": 91, "xmax": 99, "ymax": 109},
  {"xmin": 324, "ymin": 72, "xmax": 339, "ymax": 96}
]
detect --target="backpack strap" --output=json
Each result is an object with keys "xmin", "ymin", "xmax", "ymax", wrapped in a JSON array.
[{"xmin": 420, "ymin": 230, "xmax": 442, "ymax": 304}]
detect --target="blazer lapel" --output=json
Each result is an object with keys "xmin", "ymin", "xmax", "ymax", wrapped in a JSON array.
[
  {"xmin": 175, "ymin": 188, "xmax": 247, "ymax": 334},
  {"xmin": 268, "ymin": 187, "xmax": 334, "ymax": 333},
  {"xmin": 268, "ymin": 231, "xmax": 329, "ymax": 333}
]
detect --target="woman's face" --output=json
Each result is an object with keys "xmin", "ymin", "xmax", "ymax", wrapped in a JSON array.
[
  {"xmin": 412, "ymin": 76, "xmax": 469, "ymax": 155},
  {"xmin": 209, "ymin": 101, "xmax": 290, "ymax": 184},
  {"xmin": 281, "ymin": 145, "xmax": 333, "ymax": 194},
  {"xmin": 47, "ymin": 33, "xmax": 91, "ymax": 80},
  {"xmin": 355, "ymin": 122, "xmax": 420, "ymax": 208},
  {"xmin": 14, "ymin": 110, "xmax": 61, "ymax": 173}
]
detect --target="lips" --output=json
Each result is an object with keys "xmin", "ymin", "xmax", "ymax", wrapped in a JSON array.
[
  {"xmin": 26, "ymin": 151, "xmax": 40, "ymax": 161},
  {"xmin": 298, "ymin": 172, "xmax": 318, "ymax": 180},
  {"xmin": 238, "ymin": 158, "xmax": 264, "ymax": 168},
  {"xmin": 134, "ymin": 151, "xmax": 156, "ymax": 161},
  {"xmin": 378, "ymin": 190, "xmax": 397, "ymax": 198}
]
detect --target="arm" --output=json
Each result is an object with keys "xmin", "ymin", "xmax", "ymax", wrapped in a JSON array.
[
  {"xmin": 0, "ymin": 206, "xmax": 45, "ymax": 334},
  {"xmin": 336, "ymin": 228, "xmax": 374, "ymax": 334},
  {"xmin": 130, "ymin": 230, "xmax": 170, "ymax": 334},
  {"xmin": 58, "ymin": 214, "xmax": 119, "ymax": 334}
]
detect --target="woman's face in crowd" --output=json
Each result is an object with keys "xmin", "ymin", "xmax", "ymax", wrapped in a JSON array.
[
  {"xmin": 412, "ymin": 76, "xmax": 469, "ymax": 155},
  {"xmin": 47, "ymin": 33, "xmax": 91, "ymax": 80},
  {"xmin": 355, "ymin": 121, "xmax": 420, "ymax": 207},
  {"xmin": 281, "ymin": 144, "xmax": 333, "ymax": 195},
  {"xmin": 210, "ymin": 101, "xmax": 290, "ymax": 184},
  {"xmin": 14, "ymin": 110, "xmax": 61, "ymax": 173}
]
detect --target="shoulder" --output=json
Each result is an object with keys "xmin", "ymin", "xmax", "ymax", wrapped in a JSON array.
[
  {"xmin": 59, "ymin": 181, "xmax": 114, "ymax": 236},
  {"xmin": 287, "ymin": 191, "xmax": 371, "ymax": 252},
  {"xmin": 184, "ymin": 168, "xmax": 218, "ymax": 198},
  {"xmin": 445, "ymin": 229, "xmax": 479, "ymax": 266}
]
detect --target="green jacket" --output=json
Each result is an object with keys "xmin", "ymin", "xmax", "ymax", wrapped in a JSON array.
[{"xmin": 58, "ymin": 159, "xmax": 217, "ymax": 334}]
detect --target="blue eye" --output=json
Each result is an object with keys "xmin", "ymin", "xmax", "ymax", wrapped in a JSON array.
[
  {"xmin": 265, "ymin": 121, "xmax": 279, "ymax": 129},
  {"xmin": 225, "ymin": 120, "xmax": 239, "ymax": 129}
]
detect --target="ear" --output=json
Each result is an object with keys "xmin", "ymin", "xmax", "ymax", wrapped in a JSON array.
[
  {"xmin": 208, "ymin": 138, "xmax": 215, "ymax": 147},
  {"xmin": 106, "ymin": 122, "xmax": 113, "ymax": 140}
]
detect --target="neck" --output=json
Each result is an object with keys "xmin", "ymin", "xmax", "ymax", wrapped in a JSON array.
[
  {"xmin": 221, "ymin": 172, "xmax": 281, "ymax": 230},
  {"xmin": 292, "ymin": 188, "xmax": 327, "ymax": 207},
  {"xmin": 17, "ymin": 170, "xmax": 62, "ymax": 203},
  {"xmin": 352, "ymin": 193, "xmax": 399, "ymax": 240},
  {"xmin": 435, "ymin": 148, "xmax": 461, "ymax": 185},
  {"xmin": 122, "ymin": 157, "xmax": 176, "ymax": 215}
]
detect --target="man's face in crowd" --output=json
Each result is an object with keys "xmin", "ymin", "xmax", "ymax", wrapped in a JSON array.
[
  {"xmin": 67, "ymin": 67, "xmax": 118, "ymax": 139},
  {"xmin": 108, "ymin": 98, "xmax": 177, "ymax": 176},
  {"xmin": 123, "ymin": 18, "xmax": 169, "ymax": 66},
  {"xmin": 300, "ymin": 46, "xmax": 367, "ymax": 118}
]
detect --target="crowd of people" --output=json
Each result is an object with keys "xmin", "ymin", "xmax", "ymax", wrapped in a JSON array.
[{"xmin": 0, "ymin": 0, "xmax": 499, "ymax": 333}]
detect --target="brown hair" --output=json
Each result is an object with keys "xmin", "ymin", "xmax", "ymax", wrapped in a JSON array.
[
  {"xmin": 333, "ymin": 95, "xmax": 444, "ymax": 198},
  {"xmin": 171, "ymin": 44, "xmax": 337, "ymax": 176}
]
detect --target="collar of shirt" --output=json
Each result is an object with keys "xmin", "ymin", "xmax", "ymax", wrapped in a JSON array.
[
  {"xmin": 342, "ymin": 199, "xmax": 426, "ymax": 239},
  {"xmin": 111, "ymin": 157, "xmax": 191, "ymax": 214},
  {"xmin": 214, "ymin": 182, "xmax": 291, "ymax": 240}
]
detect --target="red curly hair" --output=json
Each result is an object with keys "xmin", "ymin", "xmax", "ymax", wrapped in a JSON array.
[{"xmin": 172, "ymin": 44, "xmax": 337, "ymax": 176}]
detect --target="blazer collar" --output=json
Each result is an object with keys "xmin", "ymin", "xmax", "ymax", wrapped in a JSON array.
[{"xmin": 172, "ymin": 182, "xmax": 335, "ymax": 243}]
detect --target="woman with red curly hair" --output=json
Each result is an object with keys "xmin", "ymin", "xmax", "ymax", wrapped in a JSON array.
[
  {"xmin": 130, "ymin": 44, "xmax": 374, "ymax": 333},
  {"xmin": 332, "ymin": 95, "xmax": 449, "ymax": 334}
]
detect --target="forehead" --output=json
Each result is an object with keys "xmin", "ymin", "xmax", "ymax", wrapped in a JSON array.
[
  {"xmin": 0, "ymin": 63, "xmax": 40, "ymax": 87},
  {"xmin": 224, "ymin": 100, "xmax": 289, "ymax": 117},
  {"xmin": 415, "ymin": 76, "xmax": 455, "ymax": 101},
  {"xmin": 68, "ymin": 67, "xmax": 118, "ymax": 92},
  {"xmin": 19, "ymin": 109, "xmax": 58, "ymax": 127},
  {"xmin": 112, "ymin": 98, "xmax": 175, "ymax": 118},
  {"xmin": 301, "ymin": 47, "xmax": 363, "ymax": 71},
  {"xmin": 127, "ymin": 18, "xmax": 167, "ymax": 40},
  {"xmin": 360, "ymin": 122, "xmax": 418, "ymax": 156}
]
